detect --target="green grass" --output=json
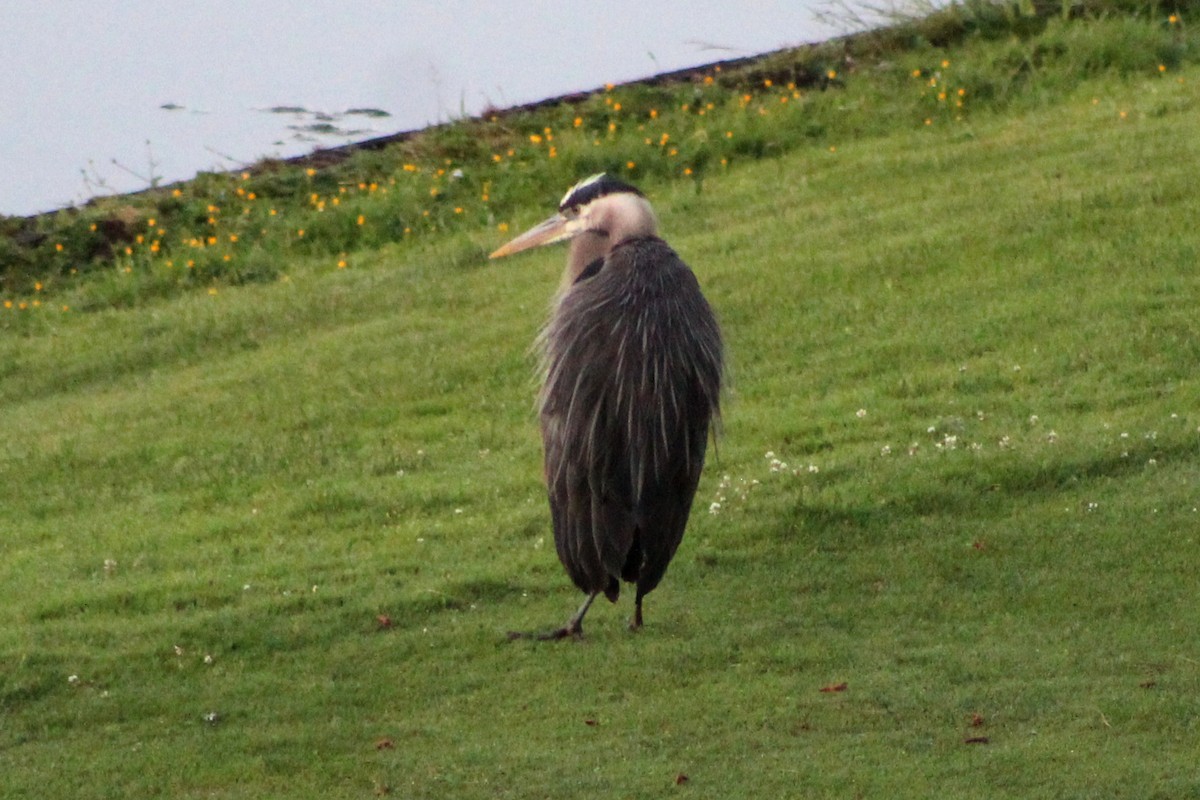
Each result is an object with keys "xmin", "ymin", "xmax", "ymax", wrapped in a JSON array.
[{"xmin": 4, "ymin": 7, "xmax": 1200, "ymax": 799}]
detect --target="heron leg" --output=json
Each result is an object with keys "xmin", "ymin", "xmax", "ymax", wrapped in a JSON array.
[
  {"xmin": 507, "ymin": 591, "xmax": 599, "ymax": 642},
  {"xmin": 629, "ymin": 592, "xmax": 645, "ymax": 632}
]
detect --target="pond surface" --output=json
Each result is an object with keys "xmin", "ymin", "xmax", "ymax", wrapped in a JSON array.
[{"xmin": 1, "ymin": 1, "xmax": 839, "ymax": 217}]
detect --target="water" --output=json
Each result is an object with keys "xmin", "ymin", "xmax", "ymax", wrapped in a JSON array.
[{"xmin": 1, "ymin": 0, "xmax": 838, "ymax": 217}]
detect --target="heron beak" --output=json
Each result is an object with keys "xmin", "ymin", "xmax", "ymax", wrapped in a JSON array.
[{"xmin": 489, "ymin": 213, "xmax": 574, "ymax": 259}]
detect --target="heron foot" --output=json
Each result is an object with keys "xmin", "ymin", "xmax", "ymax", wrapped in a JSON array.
[
  {"xmin": 506, "ymin": 591, "xmax": 598, "ymax": 642},
  {"xmin": 506, "ymin": 622, "xmax": 583, "ymax": 642}
]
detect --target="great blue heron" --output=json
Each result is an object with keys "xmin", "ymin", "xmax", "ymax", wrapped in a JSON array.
[{"xmin": 490, "ymin": 174, "xmax": 724, "ymax": 639}]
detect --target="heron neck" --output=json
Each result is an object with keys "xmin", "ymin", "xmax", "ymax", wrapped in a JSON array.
[{"xmin": 564, "ymin": 232, "xmax": 610, "ymax": 288}]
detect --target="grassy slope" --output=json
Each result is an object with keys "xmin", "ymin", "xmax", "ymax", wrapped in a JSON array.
[{"xmin": 4, "ymin": 38, "xmax": 1200, "ymax": 800}]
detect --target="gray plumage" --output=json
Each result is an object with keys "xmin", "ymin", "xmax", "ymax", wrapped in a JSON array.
[{"xmin": 491, "ymin": 174, "xmax": 724, "ymax": 638}]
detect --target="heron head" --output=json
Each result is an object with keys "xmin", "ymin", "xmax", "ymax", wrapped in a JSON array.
[{"xmin": 489, "ymin": 174, "xmax": 657, "ymax": 260}]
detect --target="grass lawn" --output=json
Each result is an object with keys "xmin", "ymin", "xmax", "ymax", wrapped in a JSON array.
[{"xmin": 3, "ymin": 11, "xmax": 1200, "ymax": 799}]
